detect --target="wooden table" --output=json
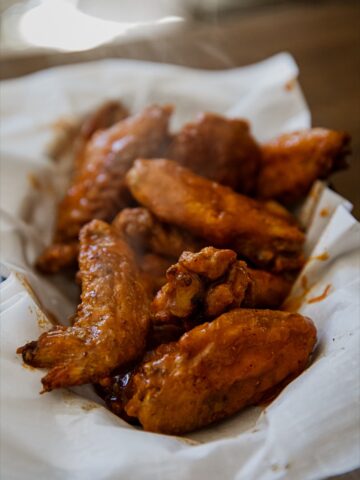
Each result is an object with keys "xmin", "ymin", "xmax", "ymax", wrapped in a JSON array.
[{"xmin": 1, "ymin": 0, "xmax": 359, "ymax": 217}]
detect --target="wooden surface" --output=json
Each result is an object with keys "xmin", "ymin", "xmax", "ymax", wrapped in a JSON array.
[{"xmin": 1, "ymin": 0, "xmax": 359, "ymax": 218}]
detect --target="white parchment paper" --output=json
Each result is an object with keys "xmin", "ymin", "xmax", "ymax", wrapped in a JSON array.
[{"xmin": 0, "ymin": 53, "xmax": 359, "ymax": 480}]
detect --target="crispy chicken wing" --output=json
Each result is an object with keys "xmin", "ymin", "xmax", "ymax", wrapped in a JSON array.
[
  {"xmin": 166, "ymin": 112, "xmax": 261, "ymax": 194},
  {"xmin": 113, "ymin": 207, "xmax": 201, "ymax": 259},
  {"xmin": 126, "ymin": 159, "xmax": 304, "ymax": 271},
  {"xmin": 125, "ymin": 308, "xmax": 317, "ymax": 434},
  {"xmin": 37, "ymin": 105, "xmax": 172, "ymax": 273},
  {"xmin": 152, "ymin": 247, "xmax": 292, "ymax": 325},
  {"xmin": 257, "ymin": 129, "xmax": 350, "ymax": 204},
  {"xmin": 18, "ymin": 219, "xmax": 150, "ymax": 391}
]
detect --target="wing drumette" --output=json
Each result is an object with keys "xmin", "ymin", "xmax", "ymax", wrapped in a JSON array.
[{"xmin": 18, "ymin": 220, "xmax": 150, "ymax": 392}]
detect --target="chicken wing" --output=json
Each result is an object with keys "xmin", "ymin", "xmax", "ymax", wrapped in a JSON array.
[
  {"xmin": 257, "ymin": 128, "xmax": 350, "ymax": 204},
  {"xmin": 125, "ymin": 308, "xmax": 317, "ymax": 434},
  {"xmin": 37, "ymin": 105, "xmax": 172, "ymax": 273},
  {"xmin": 152, "ymin": 247, "xmax": 292, "ymax": 325},
  {"xmin": 166, "ymin": 112, "xmax": 261, "ymax": 194},
  {"xmin": 48, "ymin": 101, "xmax": 129, "ymax": 174},
  {"xmin": 126, "ymin": 159, "xmax": 304, "ymax": 271},
  {"xmin": 112, "ymin": 207, "xmax": 201, "ymax": 259},
  {"xmin": 18, "ymin": 219, "xmax": 150, "ymax": 391},
  {"xmin": 73, "ymin": 100, "xmax": 129, "ymax": 172}
]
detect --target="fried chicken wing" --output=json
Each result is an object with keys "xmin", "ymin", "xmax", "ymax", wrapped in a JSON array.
[
  {"xmin": 125, "ymin": 308, "xmax": 317, "ymax": 434},
  {"xmin": 113, "ymin": 207, "xmax": 201, "ymax": 259},
  {"xmin": 37, "ymin": 105, "xmax": 172, "ymax": 273},
  {"xmin": 49, "ymin": 101, "xmax": 129, "ymax": 166},
  {"xmin": 257, "ymin": 129, "xmax": 350, "ymax": 204},
  {"xmin": 73, "ymin": 100, "xmax": 129, "ymax": 172},
  {"xmin": 126, "ymin": 159, "xmax": 304, "ymax": 271},
  {"xmin": 152, "ymin": 247, "xmax": 292, "ymax": 325},
  {"xmin": 166, "ymin": 112, "xmax": 261, "ymax": 194},
  {"xmin": 18, "ymin": 220, "xmax": 150, "ymax": 391}
]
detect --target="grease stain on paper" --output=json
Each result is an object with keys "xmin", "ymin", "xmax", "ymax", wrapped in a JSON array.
[
  {"xmin": 284, "ymin": 78, "xmax": 296, "ymax": 91},
  {"xmin": 61, "ymin": 390, "xmax": 100, "ymax": 412},
  {"xmin": 319, "ymin": 207, "xmax": 330, "ymax": 217},
  {"xmin": 308, "ymin": 250, "xmax": 330, "ymax": 262}
]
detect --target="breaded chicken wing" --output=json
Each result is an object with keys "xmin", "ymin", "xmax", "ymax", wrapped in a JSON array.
[
  {"xmin": 18, "ymin": 220, "xmax": 150, "ymax": 391},
  {"xmin": 152, "ymin": 247, "xmax": 292, "ymax": 325},
  {"xmin": 113, "ymin": 207, "xmax": 201, "ymax": 259},
  {"xmin": 37, "ymin": 105, "xmax": 172, "ymax": 273},
  {"xmin": 257, "ymin": 129, "xmax": 350, "ymax": 204},
  {"xmin": 167, "ymin": 112, "xmax": 261, "ymax": 194},
  {"xmin": 125, "ymin": 308, "xmax": 317, "ymax": 434},
  {"xmin": 126, "ymin": 159, "xmax": 304, "ymax": 271}
]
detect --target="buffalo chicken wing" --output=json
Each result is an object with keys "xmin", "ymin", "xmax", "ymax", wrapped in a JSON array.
[
  {"xmin": 18, "ymin": 220, "xmax": 150, "ymax": 391},
  {"xmin": 126, "ymin": 159, "xmax": 305, "ymax": 271},
  {"xmin": 166, "ymin": 112, "xmax": 261, "ymax": 194},
  {"xmin": 257, "ymin": 128, "xmax": 350, "ymax": 204},
  {"xmin": 125, "ymin": 308, "xmax": 317, "ymax": 434},
  {"xmin": 37, "ymin": 105, "xmax": 172, "ymax": 273},
  {"xmin": 152, "ymin": 247, "xmax": 292, "ymax": 325}
]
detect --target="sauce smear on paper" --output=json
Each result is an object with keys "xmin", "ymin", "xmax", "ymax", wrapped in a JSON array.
[{"xmin": 307, "ymin": 284, "xmax": 332, "ymax": 304}]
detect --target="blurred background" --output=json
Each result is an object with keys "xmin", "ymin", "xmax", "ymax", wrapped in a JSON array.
[{"xmin": 0, "ymin": 0, "xmax": 359, "ymax": 217}]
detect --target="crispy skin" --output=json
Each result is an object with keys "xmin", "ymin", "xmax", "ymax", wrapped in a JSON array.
[
  {"xmin": 126, "ymin": 159, "xmax": 304, "ymax": 271},
  {"xmin": 257, "ymin": 129, "xmax": 350, "ymax": 204},
  {"xmin": 37, "ymin": 105, "xmax": 172, "ymax": 273},
  {"xmin": 18, "ymin": 220, "xmax": 150, "ymax": 391},
  {"xmin": 152, "ymin": 247, "xmax": 292, "ymax": 324},
  {"xmin": 125, "ymin": 309, "xmax": 317, "ymax": 434},
  {"xmin": 113, "ymin": 207, "xmax": 201, "ymax": 259},
  {"xmin": 167, "ymin": 112, "xmax": 261, "ymax": 194}
]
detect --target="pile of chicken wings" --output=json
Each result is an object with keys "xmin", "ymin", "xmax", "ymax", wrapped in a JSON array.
[{"xmin": 18, "ymin": 101, "xmax": 350, "ymax": 434}]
